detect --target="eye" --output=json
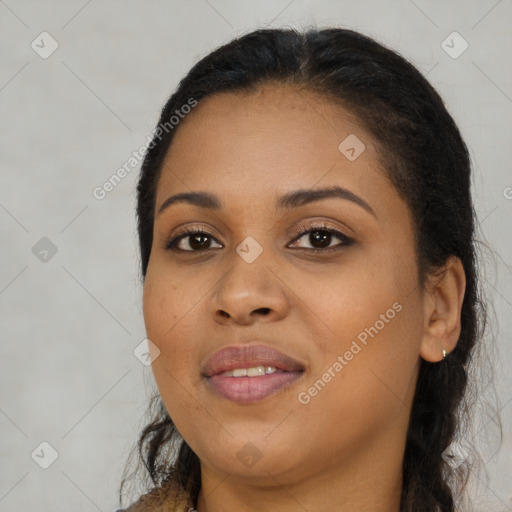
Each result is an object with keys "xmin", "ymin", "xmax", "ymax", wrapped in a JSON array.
[
  {"xmin": 165, "ymin": 227, "xmax": 222, "ymax": 252},
  {"xmin": 288, "ymin": 222, "xmax": 355, "ymax": 253},
  {"xmin": 164, "ymin": 222, "xmax": 355, "ymax": 254}
]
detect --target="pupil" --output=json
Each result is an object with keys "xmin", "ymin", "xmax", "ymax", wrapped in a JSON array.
[
  {"xmin": 311, "ymin": 231, "xmax": 330, "ymax": 248},
  {"xmin": 187, "ymin": 231, "xmax": 332, "ymax": 250},
  {"xmin": 191, "ymin": 234, "xmax": 209, "ymax": 250}
]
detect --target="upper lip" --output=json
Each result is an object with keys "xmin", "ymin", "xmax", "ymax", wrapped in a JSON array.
[{"xmin": 202, "ymin": 344, "xmax": 305, "ymax": 377}]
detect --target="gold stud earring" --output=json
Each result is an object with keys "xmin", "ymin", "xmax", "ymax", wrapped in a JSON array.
[{"xmin": 442, "ymin": 349, "xmax": 447, "ymax": 359}]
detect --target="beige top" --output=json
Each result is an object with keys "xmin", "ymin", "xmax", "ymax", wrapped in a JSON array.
[{"xmin": 123, "ymin": 479, "xmax": 195, "ymax": 512}]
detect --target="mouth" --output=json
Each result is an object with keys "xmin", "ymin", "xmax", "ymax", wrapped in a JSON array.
[{"xmin": 202, "ymin": 344, "xmax": 305, "ymax": 404}]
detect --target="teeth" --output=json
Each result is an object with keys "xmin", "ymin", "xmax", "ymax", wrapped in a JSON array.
[
  {"xmin": 221, "ymin": 366, "xmax": 278, "ymax": 377},
  {"xmin": 247, "ymin": 366, "xmax": 265, "ymax": 377}
]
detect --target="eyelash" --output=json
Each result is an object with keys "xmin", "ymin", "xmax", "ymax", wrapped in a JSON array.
[{"xmin": 164, "ymin": 222, "xmax": 355, "ymax": 254}]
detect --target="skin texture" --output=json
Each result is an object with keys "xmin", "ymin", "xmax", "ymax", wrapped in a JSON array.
[{"xmin": 142, "ymin": 83, "xmax": 466, "ymax": 512}]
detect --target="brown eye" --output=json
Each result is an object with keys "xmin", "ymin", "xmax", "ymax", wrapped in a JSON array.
[
  {"xmin": 164, "ymin": 224, "xmax": 354, "ymax": 254},
  {"xmin": 288, "ymin": 224, "xmax": 355, "ymax": 253},
  {"xmin": 166, "ymin": 229, "xmax": 222, "ymax": 252}
]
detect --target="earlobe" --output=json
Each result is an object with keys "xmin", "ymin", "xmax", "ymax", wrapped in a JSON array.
[{"xmin": 419, "ymin": 256, "xmax": 466, "ymax": 363}]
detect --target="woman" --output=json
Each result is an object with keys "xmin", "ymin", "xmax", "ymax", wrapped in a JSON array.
[{"xmin": 118, "ymin": 26, "xmax": 487, "ymax": 511}]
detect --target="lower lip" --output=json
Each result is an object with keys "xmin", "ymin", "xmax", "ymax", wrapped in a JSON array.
[{"xmin": 206, "ymin": 371, "xmax": 303, "ymax": 404}]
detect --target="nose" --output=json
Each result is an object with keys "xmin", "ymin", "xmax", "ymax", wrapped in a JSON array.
[{"xmin": 210, "ymin": 255, "xmax": 290, "ymax": 326}]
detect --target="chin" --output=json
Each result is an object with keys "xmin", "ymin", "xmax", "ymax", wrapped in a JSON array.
[{"xmin": 193, "ymin": 435, "xmax": 307, "ymax": 482}]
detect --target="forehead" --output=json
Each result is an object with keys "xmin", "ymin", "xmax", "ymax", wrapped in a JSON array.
[{"xmin": 156, "ymin": 84, "xmax": 396, "ymax": 219}]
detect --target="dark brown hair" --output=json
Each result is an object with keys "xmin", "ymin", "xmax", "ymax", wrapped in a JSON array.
[{"xmin": 121, "ymin": 26, "xmax": 497, "ymax": 511}]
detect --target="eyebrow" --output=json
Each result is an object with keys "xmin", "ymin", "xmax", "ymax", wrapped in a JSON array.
[{"xmin": 157, "ymin": 186, "xmax": 376, "ymax": 218}]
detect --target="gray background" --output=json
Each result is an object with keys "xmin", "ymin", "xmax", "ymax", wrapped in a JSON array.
[{"xmin": 1, "ymin": 1, "xmax": 511, "ymax": 511}]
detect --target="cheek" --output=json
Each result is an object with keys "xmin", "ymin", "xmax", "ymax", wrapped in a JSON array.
[
  {"xmin": 283, "ymin": 255, "xmax": 402, "ymax": 346},
  {"xmin": 143, "ymin": 280, "xmax": 203, "ymax": 433},
  {"xmin": 142, "ymin": 268, "xmax": 196, "ymax": 347},
  {"xmin": 142, "ymin": 273, "xmax": 197, "ymax": 385},
  {"xmin": 293, "ymin": 301, "xmax": 421, "ymax": 462},
  {"xmin": 293, "ymin": 254, "xmax": 422, "ymax": 407}
]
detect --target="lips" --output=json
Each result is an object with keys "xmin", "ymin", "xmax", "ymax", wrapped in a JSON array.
[
  {"xmin": 203, "ymin": 344, "xmax": 304, "ymax": 376},
  {"xmin": 202, "ymin": 344, "xmax": 305, "ymax": 404}
]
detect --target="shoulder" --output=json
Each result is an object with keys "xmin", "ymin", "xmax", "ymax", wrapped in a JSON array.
[{"xmin": 117, "ymin": 480, "xmax": 195, "ymax": 512}]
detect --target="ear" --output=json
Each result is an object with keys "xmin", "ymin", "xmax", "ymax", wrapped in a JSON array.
[{"xmin": 419, "ymin": 255, "xmax": 466, "ymax": 363}]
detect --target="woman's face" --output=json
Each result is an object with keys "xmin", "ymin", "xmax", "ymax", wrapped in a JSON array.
[{"xmin": 143, "ymin": 84, "xmax": 426, "ymax": 486}]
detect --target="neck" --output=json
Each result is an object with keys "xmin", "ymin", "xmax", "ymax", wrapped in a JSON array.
[{"xmin": 195, "ymin": 431, "xmax": 404, "ymax": 512}]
